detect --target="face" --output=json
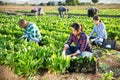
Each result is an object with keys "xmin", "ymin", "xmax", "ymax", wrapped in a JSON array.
[
  {"xmin": 19, "ymin": 22, "xmax": 26, "ymax": 28},
  {"xmin": 71, "ymin": 27, "xmax": 80, "ymax": 36},
  {"xmin": 93, "ymin": 20, "xmax": 99, "ymax": 25}
]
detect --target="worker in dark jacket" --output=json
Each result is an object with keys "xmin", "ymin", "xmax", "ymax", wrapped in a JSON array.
[
  {"xmin": 58, "ymin": 6, "xmax": 69, "ymax": 18},
  {"xmin": 88, "ymin": 7, "xmax": 98, "ymax": 17}
]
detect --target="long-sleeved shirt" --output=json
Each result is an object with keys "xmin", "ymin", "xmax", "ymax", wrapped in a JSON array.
[
  {"xmin": 65, "ymin": 32, "xmax": 92, "ymax": 54},
  {"xmin": 90, "ymin": 22, "xmax": 107, "ymax": 39},
  {"xmin": 23, "ymin": 23, "xmax": 42, "ymax": 42},
  {"xmin": 58, "ymin": 6, "xmax": 68, "ymax": 12}
]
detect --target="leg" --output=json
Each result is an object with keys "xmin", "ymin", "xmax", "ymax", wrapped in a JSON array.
[
  {"xmin": 38, "ymin": 39, "xmax": 43, "ymax": 46},
  {"xmin": 58, "ymin": 10, "xmax": 62, "ymax": 18},
  {"xmin": 81, "ymin": 51, "xmax": 93, "ymax": 58},
  {"xmin": 66, "ymin": 46, "xmax": 78, "ymax": 55},
  {"xmin": 95, "ymin": 38, "xmax": 103, "ymax": 46},
  {"xmin": 89, "ymin": 36, "xmax": 96, "ymax": 39},
  {"xmin": 89, "ymin": 36, "xmax": 97, "ymax": 45}
]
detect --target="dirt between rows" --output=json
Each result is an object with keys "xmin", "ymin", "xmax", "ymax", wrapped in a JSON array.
[
  {"xmin": 0, "ymin": 5, "xmax": 120, "ymax": 12},
  {"xmin": 0, "ymin": 52, "xmax": 120, "ymax": 80}
]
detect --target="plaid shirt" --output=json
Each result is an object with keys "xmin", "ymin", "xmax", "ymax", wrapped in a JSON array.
[
  {"xmin": 24, "ymin": 23, "xmax": 42, "ymax": 42},
  {"xmin": 65, "ymin": 32, "xmax": 92, "ymax": 54}
]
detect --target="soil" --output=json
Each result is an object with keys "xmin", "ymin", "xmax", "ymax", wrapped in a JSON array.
[
  {"xmin": 0, "ymin": 65, "xmax": 26, "ymax": 80},
  {"xmin": 0, "ymin": 52, "xmax": 120, "ymax": 80},
  {"xmin": 0, "ymin": 5, "xmax": 120, "ymax": 12}
]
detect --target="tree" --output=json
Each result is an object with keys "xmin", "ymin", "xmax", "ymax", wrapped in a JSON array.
[
  {"xmin": 58, "ymin": 1, "xmax": 63, "ymax": 6},
  {"xmin": 0, "ymin": 1, "xmax": 4, "ymax": 5},
  {"xmin": 92, "ymin": 0, "xmax": 99, "ymax": 4},
  {"xmin": 65, "ymin": 0, "xmax": 79, "ymax": 6},
  {"xmin": 47, "ymin": 1, "xmax": 55, "ymax": 6},
  {"xmin": 39, "ymin": 3, "xmax": 44, "ymax": 6}
]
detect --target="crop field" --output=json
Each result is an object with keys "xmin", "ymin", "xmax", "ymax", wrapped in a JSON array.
[{"xmin": 0, "ymin": 6, "xmax": 120, "ymax": 80}]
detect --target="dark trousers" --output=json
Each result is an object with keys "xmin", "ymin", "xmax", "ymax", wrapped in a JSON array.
[
  {"xmin": 89, "ymin": 36, "xmax": 96, "ymax": 45},
  {"xmin": 66, "ymin": 46, "xmax": 93, "ymax": 57},
  {"xmin": 66, "ymin": 46, "xmax": 82, "ymax": 56},
  {"xmin": 89, "ymin": 36, "xmax": 103, "ymax": 46}
]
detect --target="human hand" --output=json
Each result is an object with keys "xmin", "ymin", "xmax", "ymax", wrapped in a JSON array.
[
  {"xmin": 62, "ymin": 50, "xmax": 66, "ymax": 57},
  {"xmin": 19, "ymin": 35, "xmax": 28, "ymax": 40},
  {"xmin": 90, "ymin": 38, "xmax": 97, "ymax": 42}
]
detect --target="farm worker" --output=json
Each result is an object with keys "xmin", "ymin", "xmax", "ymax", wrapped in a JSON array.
[
  {"xmin": 62, "ymin": 23, "xmax": 93, "ymax": 58},
  {"xmin": 31, "ymin": 7, "xmax": 44, "ymax": 16},
  {"xmin": 37, "ymin": 7, "xmax": 45, "ymax": 15},
  {"xmin": 88, "ymin": 7, "xmax": 98, "ymax": 17},
  {"xmin": 18, "ymin": 19, "xmax": 42, "ymax": 46},
  {"xmin": 89, "ymin": 15, "xmax": 107, "ymax": 46},
  {"xmin": 58, "ymin": 6, "xmax": 69, "ymax": 18}
]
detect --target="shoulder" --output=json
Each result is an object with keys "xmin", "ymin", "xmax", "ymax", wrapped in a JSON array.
[
  {"xmin": 26, "ymin": 23, "xmax": 35, "ymax": 30},
  {"xmin": 68, "ymin": 33, "xmax": 75, "ymax": 39},
  {"xmin": 81, "ymin": 32, "xmax": 87, "ymax": 38},
  {"xmin": 100, "ymin": 22, "xmax": 105, "ymax": 26},
  {"xmin": 29, "ymin": 23, "xmax": 37, "ymax": 27},
  {"xmin": 70, "ymin": 33, "xmax": 74, "ymax": 37}
]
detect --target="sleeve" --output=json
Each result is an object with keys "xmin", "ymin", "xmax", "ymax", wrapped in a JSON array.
[
  {"xmin": 76, "ymin": 34, "xmax": 88, "ymax": 54},
  {"xmin": 97, "ymin": 23, "xmax": 107, "ymax": 39},
  {"xmin": 31, "ymin": 26, "xmax": 41, "ymax": 42},
  {"xmin": 64, "ymin": 34, "xmax": 73, "ymax": 48},
  {"xmin": 26, "ymin": 25, "xmax": 34, "ymax": 39},
  {"xmin": 23, "ymin": 30, "xmax": 28, "ymax": 38},
  {"xmin": 90, "ymin": 26, "xmax": 95, "ymax": 37}
]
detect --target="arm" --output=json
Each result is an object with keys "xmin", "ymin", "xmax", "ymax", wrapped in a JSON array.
[
  {"xmin": 97, "ymin": 23, "xmax": 107, "ymax": 39},
  {"xmin": 72, "ymin": 34, "xmax": 88, "ymax": 56},
  {"xmin": 90, "ymin": 26, "xmax": 95, "ymax": 37},
  {"xmin": 62, "ymin": 34, "xmax": 73, "ymax": 57},
  {"xmin": 19, "ymin": 30, "xmax": 28, "ymax": 39},
  {"xmin": 63, "ymin": 34, "xmax": 73, "ymax": 51},
  {"xmin": 27, "ymin": 24, "xmax": 41, "ymax": 42}
]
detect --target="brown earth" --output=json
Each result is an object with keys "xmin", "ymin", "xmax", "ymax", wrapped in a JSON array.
[
  {"xmin": 0, "ymin": 4, "xmax": 120, "ymax": 12},
  {"xmin": 0, "ymin": 65, "xmax": 26, "ymax": 80},
  {"xmin": 0, "ymin": 52, "xmax": 120, "ymax": 80}
]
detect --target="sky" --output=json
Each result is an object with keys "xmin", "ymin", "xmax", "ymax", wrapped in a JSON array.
[{"xmin": 1, "ymin": 0, "xmax": 120, "ymax": 4}]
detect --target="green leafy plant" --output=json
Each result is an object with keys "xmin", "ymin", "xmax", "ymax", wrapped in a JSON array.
[{"xmin": 101, "ymin": 71, "xmax": 114, "ymax": 80}]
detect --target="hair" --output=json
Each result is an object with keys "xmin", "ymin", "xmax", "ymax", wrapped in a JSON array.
[
  {"xmin": 18, "ymin": 19, "xmax": 26, "ymax": 24},
  {"xmin": 71, "ymin": 23, "xmax": 83, "ymax": 32},
  {"xmin": 93, "ymin": 15, "xmax": 101, "ymax": 22}
]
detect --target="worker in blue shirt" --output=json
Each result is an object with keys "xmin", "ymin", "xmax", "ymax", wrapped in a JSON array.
[{"xmin": 89, "ymin": 15, "xmax": 107, "ymax": 46}]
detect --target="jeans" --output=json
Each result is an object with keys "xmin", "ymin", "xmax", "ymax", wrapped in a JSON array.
[
  {"xmin": 59, "ymin": 11, "xmax": 63, "ymax": 18},
  {"xmin": 89, "ymin": 36, "xmax": 103, "ymax": 46},
  {"xmin": 66, "ymin": 46, "xmax": 93, "ymax": 58}
]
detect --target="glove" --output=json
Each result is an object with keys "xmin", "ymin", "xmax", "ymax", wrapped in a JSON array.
[
  {"xmin": 67, "ymin": 54, "xmax": 72, "ymax": 57},
  {"xmin": 90, "ymin": 38, "xmax": 97, "ymax": 42},
  {"xmin": 31, "ymin": 38, "xmax": 40, "ymax": 42},
  {"xmin": 62, "ymin": 50, "xmax": 66, "ymax": 57},
  {"xmin": 19, "ymin": 35, "xmax": 28, "ymax": 40},
  {"xmin": 72, "ymin": 56, "xmax": 77, "ymax": 59}
]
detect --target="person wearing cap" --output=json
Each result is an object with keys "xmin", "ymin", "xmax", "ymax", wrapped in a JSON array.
[
  {"xmin": 58, "ymin": 6, "xmax": 69, "ymax": 18},
  {"xmin": 18, "ymin": 19, "xmax": 42, "ymax": 46}
]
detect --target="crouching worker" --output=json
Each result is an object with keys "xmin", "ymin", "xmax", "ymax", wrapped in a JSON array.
[
  {"xmin": 31, "ymin": 7, "xmax": 45, "ymax": 16},
  {"xmin": 89, "ymin": 16, "xmax": 107, "ymax": 46},
  {"xmin": 58, "ymin": 6, "xmax": 69, "ymax": 18},
  {"xmin": 18, "ymin": 19, "xmax": 42, "ymax": 46},
  {"xmin": 62, "ymin": 23, "xmax": 93, "ymax": 58}
]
